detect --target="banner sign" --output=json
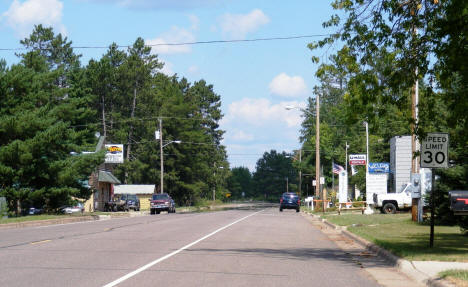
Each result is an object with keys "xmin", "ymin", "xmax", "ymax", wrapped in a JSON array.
[
  {"xmin": 338, "ymin": 171, "xmax": 348, "ymax": 203},
  {"xmin": 349, "ymin": 154, "xmax": 366, "ymax": 166},
  {"xmin": 105, "ymin": 144, "xmax": 124, "ymax": 163},
  {"xmin": 368, "ymin": 162, "xmax": 390, "ymax": 173}
]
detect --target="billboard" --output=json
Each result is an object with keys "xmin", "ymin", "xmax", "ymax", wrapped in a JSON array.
[
  {"xmin": 105, "ymin": 144, "xmax": 124, "ymax": 163},
  {"xmin": 368, "ymin": 162, "xmax": 390, "ymax": 173},
  {"xmin": 349, "ymin": 154, "xmax": 366, "ymax": 165}
]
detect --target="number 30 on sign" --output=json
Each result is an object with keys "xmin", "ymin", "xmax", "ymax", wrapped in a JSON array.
[{"xmin": 421, "ymin": 133, "xmax": 449, "ymax": 168}]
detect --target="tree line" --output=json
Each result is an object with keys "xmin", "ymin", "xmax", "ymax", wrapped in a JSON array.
[{"xmin": 0, "ymin": 25, "xmax": 229, "ymax": 214}]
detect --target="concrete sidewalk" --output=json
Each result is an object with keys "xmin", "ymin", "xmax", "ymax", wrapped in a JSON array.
[{"xmin": 307, "ymin": 213, "xmax": 467, "ymax": 287}]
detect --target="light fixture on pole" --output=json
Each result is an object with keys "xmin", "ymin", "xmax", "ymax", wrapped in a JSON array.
[
  {"xmin": 286, "ymin": 96, "xmax": 322, "ymax": 212},
  {"xmin": 213, "ymin": 165, "xmax": 224, "ymax": 201},
  {"xmin": 157, "ymin": 118, "xmax": 181, "ymax": 194},
  {"xmin": 363, "ymin": 121, "xmax": 369, "ymax": 173}
]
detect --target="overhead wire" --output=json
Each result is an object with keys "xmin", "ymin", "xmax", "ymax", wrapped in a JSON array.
[{"xmin": 0, "ymin": 34, "xmax": 334, "ymax": 52}]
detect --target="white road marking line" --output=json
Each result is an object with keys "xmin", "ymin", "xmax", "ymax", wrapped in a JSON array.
[{"xmin": 102, "ymin": 210, "xmax": 264, "ymax": 287}]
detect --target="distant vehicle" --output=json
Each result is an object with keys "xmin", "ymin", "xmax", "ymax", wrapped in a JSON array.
[
  {"xmin": 150, "ymin": 193, "xmax": 176, "ymax": 215},
  {"xmin": 280, "ymin": 193, "xmax": 300, "ymax": 212},
  {"xmin": 29, "ymin": 207, "xmax": 43, "ymax": 215},
  {"xmin": 63, "ymin": 203, "xmax": 84, "ymax": 214},
  {"xmin": 120, "ymin": 194, "xmax": 140, "ymax": 211}
]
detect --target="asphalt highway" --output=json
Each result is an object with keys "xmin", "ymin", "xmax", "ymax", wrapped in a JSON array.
[{"xmin": 0, "ymin": 208, "xmax": 381, "ymax": 287}]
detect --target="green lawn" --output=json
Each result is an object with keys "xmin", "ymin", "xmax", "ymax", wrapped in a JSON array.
[
  {"xmin": 439, "ymin": 269, "xmax": 468, "ymax": 287},
  {"xmin": 322, "ymin": 213, "xmax": 468, "ymax": 262}
]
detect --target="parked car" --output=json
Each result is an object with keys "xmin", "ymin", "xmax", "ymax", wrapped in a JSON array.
[
  {"xmin": 373, "ymin": 182, "xmax": 413, "ymax": 214},
  {"xmin": 29, "ymin": 207, "xmax": 43, "ymax": 215},
  {"xmin": 280, "ymin": 192, "xmax": 300, "ymax": 212},
  {"xmin": 150, "ymin": 193, "xmax": 176, "ymax": 214},
  {"xmin": 62, "ymin": 203, "xmax": 84, "ymax": 214},
  {"xmin": 120, "ymin": 194, "xmax": 140, "ymax": 211}
]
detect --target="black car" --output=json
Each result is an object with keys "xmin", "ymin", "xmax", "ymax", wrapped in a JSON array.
[
  {"xmin": 280, "ymin": 193, "xmax": 300, "ymax": 212},
  {"xmin": 150, "ymin": 193, "xmax": 176, "ymax": 214}
]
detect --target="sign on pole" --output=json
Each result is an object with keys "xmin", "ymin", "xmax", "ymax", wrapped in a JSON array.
[
  {"xmin": 421, "ymin": 133, "xmax": 449, "ymax": 168},
  {"xmin": 420, "ymin": 132, "xmax": 449, "ymax": 248},
  {"xmin": 338, "ymin": 171, "xmax": 348, "ymax": 203},
  {"xmin": 349, "ymin": 154, "xmax": 367, "ymax": 166},
  {"xmin": 320, "ymin": 177, "xmax": 325, "ymax": 185},
  {"xmin": 368, "ymin": 162, "xmax": 390, "ymax": 173},
  {"xmin": 105, "ymin": 144, "xmax": 124, "ymax": 163}
]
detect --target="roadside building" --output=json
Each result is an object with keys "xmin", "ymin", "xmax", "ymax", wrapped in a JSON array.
[
  {"xmin": 83, "ymin": 136, "xmax": 122, "ymax": 212},
  {"xmin": 114, "ymin": 185, "xmax": 155, "ymax": 211},
  {"xmin": 390, "ymin": 136, "xmax": 412, "ymax": 193}
]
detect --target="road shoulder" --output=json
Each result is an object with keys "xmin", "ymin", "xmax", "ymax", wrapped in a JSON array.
[{"xmin": 301, "ymin": 212, "xmax": 457, "ymax": 287}]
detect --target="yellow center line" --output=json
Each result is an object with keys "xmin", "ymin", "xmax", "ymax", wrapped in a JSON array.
[{"xmin": 31, "ymin": 239, "xmax": 51, "ymax": 245}]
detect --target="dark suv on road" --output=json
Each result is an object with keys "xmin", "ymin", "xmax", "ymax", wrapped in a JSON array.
[
  {"xmin": 150, "ymin": 193, "xmax": 176, "ymax": 214},
  {"xmin": 280, "ymin": 192, "xmax": 300, "ymax": 212}
]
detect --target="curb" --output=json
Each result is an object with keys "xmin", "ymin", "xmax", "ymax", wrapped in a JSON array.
[
  {"xmin": 305, "ymin": 212, "xmax": 454, "ymax": 287},
  {"xmin": 0, "ymin": 215, "xmax": 99, "ymax": 229}
]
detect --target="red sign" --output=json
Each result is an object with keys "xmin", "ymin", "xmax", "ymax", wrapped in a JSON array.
[{"xmin": 349, "ymin": 154, "xmax": 367, "ymax": 166}]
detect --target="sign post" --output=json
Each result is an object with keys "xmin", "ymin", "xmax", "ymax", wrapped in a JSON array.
[{"xmin": 421, "ymin": 133, "xmax": 449, "ymax": 248}]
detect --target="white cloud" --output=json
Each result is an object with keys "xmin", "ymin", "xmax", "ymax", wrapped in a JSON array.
[
  {"xmin": 223, "ymin": 98, "xmax": 305, "ymax": 128},
  {"xmin": 92, "ymin": 0, "xmax": 223, "ymax": 10},
  {"xmin": 219, "ymin": 9, "xmax": 269, "ymax": 39},
  {"xmin": 230, "ymin": 130, "xmax": 254, "ymax": 141},
  {"xmin": 269, "ymin": 73, "xmax": 309, "ymax": 98},
  {"xmin": 187, "ymin": 65, "xmax": 199, "ymax": 74},
  {"xmin": 159, "ymin": 59, "xmax": 174, "ymax": 76},
  {"xmin": 146, "ymin": 26, "xmax": 195, "ymax": 55},
  {"xmin": 2, "ymin": 0, "xmax": 66, "ymax": 38}
]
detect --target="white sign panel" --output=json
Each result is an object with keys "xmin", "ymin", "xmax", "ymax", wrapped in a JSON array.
[
  {"xmin": 338, "ymin": 171, "xmax": 348, "ymax": 203},
  {"xmin": 366, "ymin": 173, "xmax": 388, "ymax": 205},
  {"xmin": 421, "ymin": 133, "xmax": 449, "ymax": 168},
  {"xmin": 320, "ymin": 177, "xmax": 325, "ymax": 185},
  {"xmin": 105, "ymin": 144, "xmax": 124, "ymax": 163},
  {"xmin": 349, "ymin": 154, "xmax": 367, "ymax": 166}
]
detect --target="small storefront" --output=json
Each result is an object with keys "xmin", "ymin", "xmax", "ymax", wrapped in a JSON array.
[
  {"xmin": 113, "ymin": 185, "xmax": 155, "ymax": 211},
  {"xmin": 84, "ymin": 170, "xmax": 121, "ymax": 212}
]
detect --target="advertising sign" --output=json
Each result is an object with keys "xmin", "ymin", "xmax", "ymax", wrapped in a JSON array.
[
  {"xmin": 349, "ymin": 154, "xmax": 367, "ymax": 166},
  {"xmin": 368, "ymin": 162, "xmax": 390, "ymax": 173},
  {"xmin": 421, "ymin": 133, "xmax": 449, "ymax": 168},
  {"xmin": 105, "ymin": 144, "xmax": 124, "ymax": 163},
  {"xmin": 366, "ymin": 173, "xmax": 388, "ymax": 205},
  {"xmin": 338, "ymin": 171, "xmax": 348, "ymax": 203}
]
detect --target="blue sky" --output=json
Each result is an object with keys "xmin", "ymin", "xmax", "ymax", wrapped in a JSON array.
[{"xmin": 0, "ymin": 0, "xmax": 339, "ymax": 171}]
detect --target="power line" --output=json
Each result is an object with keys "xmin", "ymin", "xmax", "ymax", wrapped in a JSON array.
[{"xmin": 0, "ymin": 34, "xmax": 333, "ymax": 52}]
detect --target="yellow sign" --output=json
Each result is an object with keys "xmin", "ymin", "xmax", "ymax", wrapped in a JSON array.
[{"xmin": 226, "ymin": 193, "xmax": 231, "ymax": 197}]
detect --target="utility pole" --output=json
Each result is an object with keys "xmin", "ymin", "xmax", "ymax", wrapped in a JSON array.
[
  {"xmin": 411, "ymin": 14, "xmax": 421, "ymax": 221},
  {"xmin": 159, "ymin": 118, "xmax": 164, "ymax": 194},
  {"xmin": 316, "ymin": 93, "xmax": 324, "ymax": 212},
  {"xmin": 299, "ymin": 149, "xmax": 302, "ymax": 196}
]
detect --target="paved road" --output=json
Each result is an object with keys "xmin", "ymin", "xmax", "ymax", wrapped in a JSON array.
[{"xmin": 0, "ymin": 208, "xmax": 382, "ymax": 287}]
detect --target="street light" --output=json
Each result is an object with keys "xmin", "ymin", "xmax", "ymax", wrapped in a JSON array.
[
  {"xmin": 213, "ymin": 165, "xmax": 224, "ymax": 201},
  {"xmin": 158, "ymin": 117, "xmax": 182, "ymax": 194},
  {"xmin": 286, "ymin": 97, "xmax": 323, "ymax": 212},
  {"xmin": 160, "ymin": 140, "xmax": 181, "ymax": 194},
  {"xmin": 363, "ymin": 121, "xmax": 369, "ymax": 173}
]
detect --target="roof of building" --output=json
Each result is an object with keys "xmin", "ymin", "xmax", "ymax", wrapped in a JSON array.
[
  {"xmin": 114, "ymin": 184, "xmax": 155, "ymax": 195},
  {"xmin": 98, "ymin": 171, "xmax": 121, "ymax": 184}
]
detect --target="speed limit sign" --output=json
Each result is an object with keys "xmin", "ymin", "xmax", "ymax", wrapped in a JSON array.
[{"xmin": 421, "ymin": 133, "xmax": 449, "ymax": 168}]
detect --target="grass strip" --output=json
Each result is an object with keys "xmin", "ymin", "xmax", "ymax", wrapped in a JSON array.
[
  {"xmin": 439, "ymin": 269, "xmax": 468, "ymax": 287},
  {"xmin": 322, "ymin": 213, "xmax": 468, "ymax": 262}
]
